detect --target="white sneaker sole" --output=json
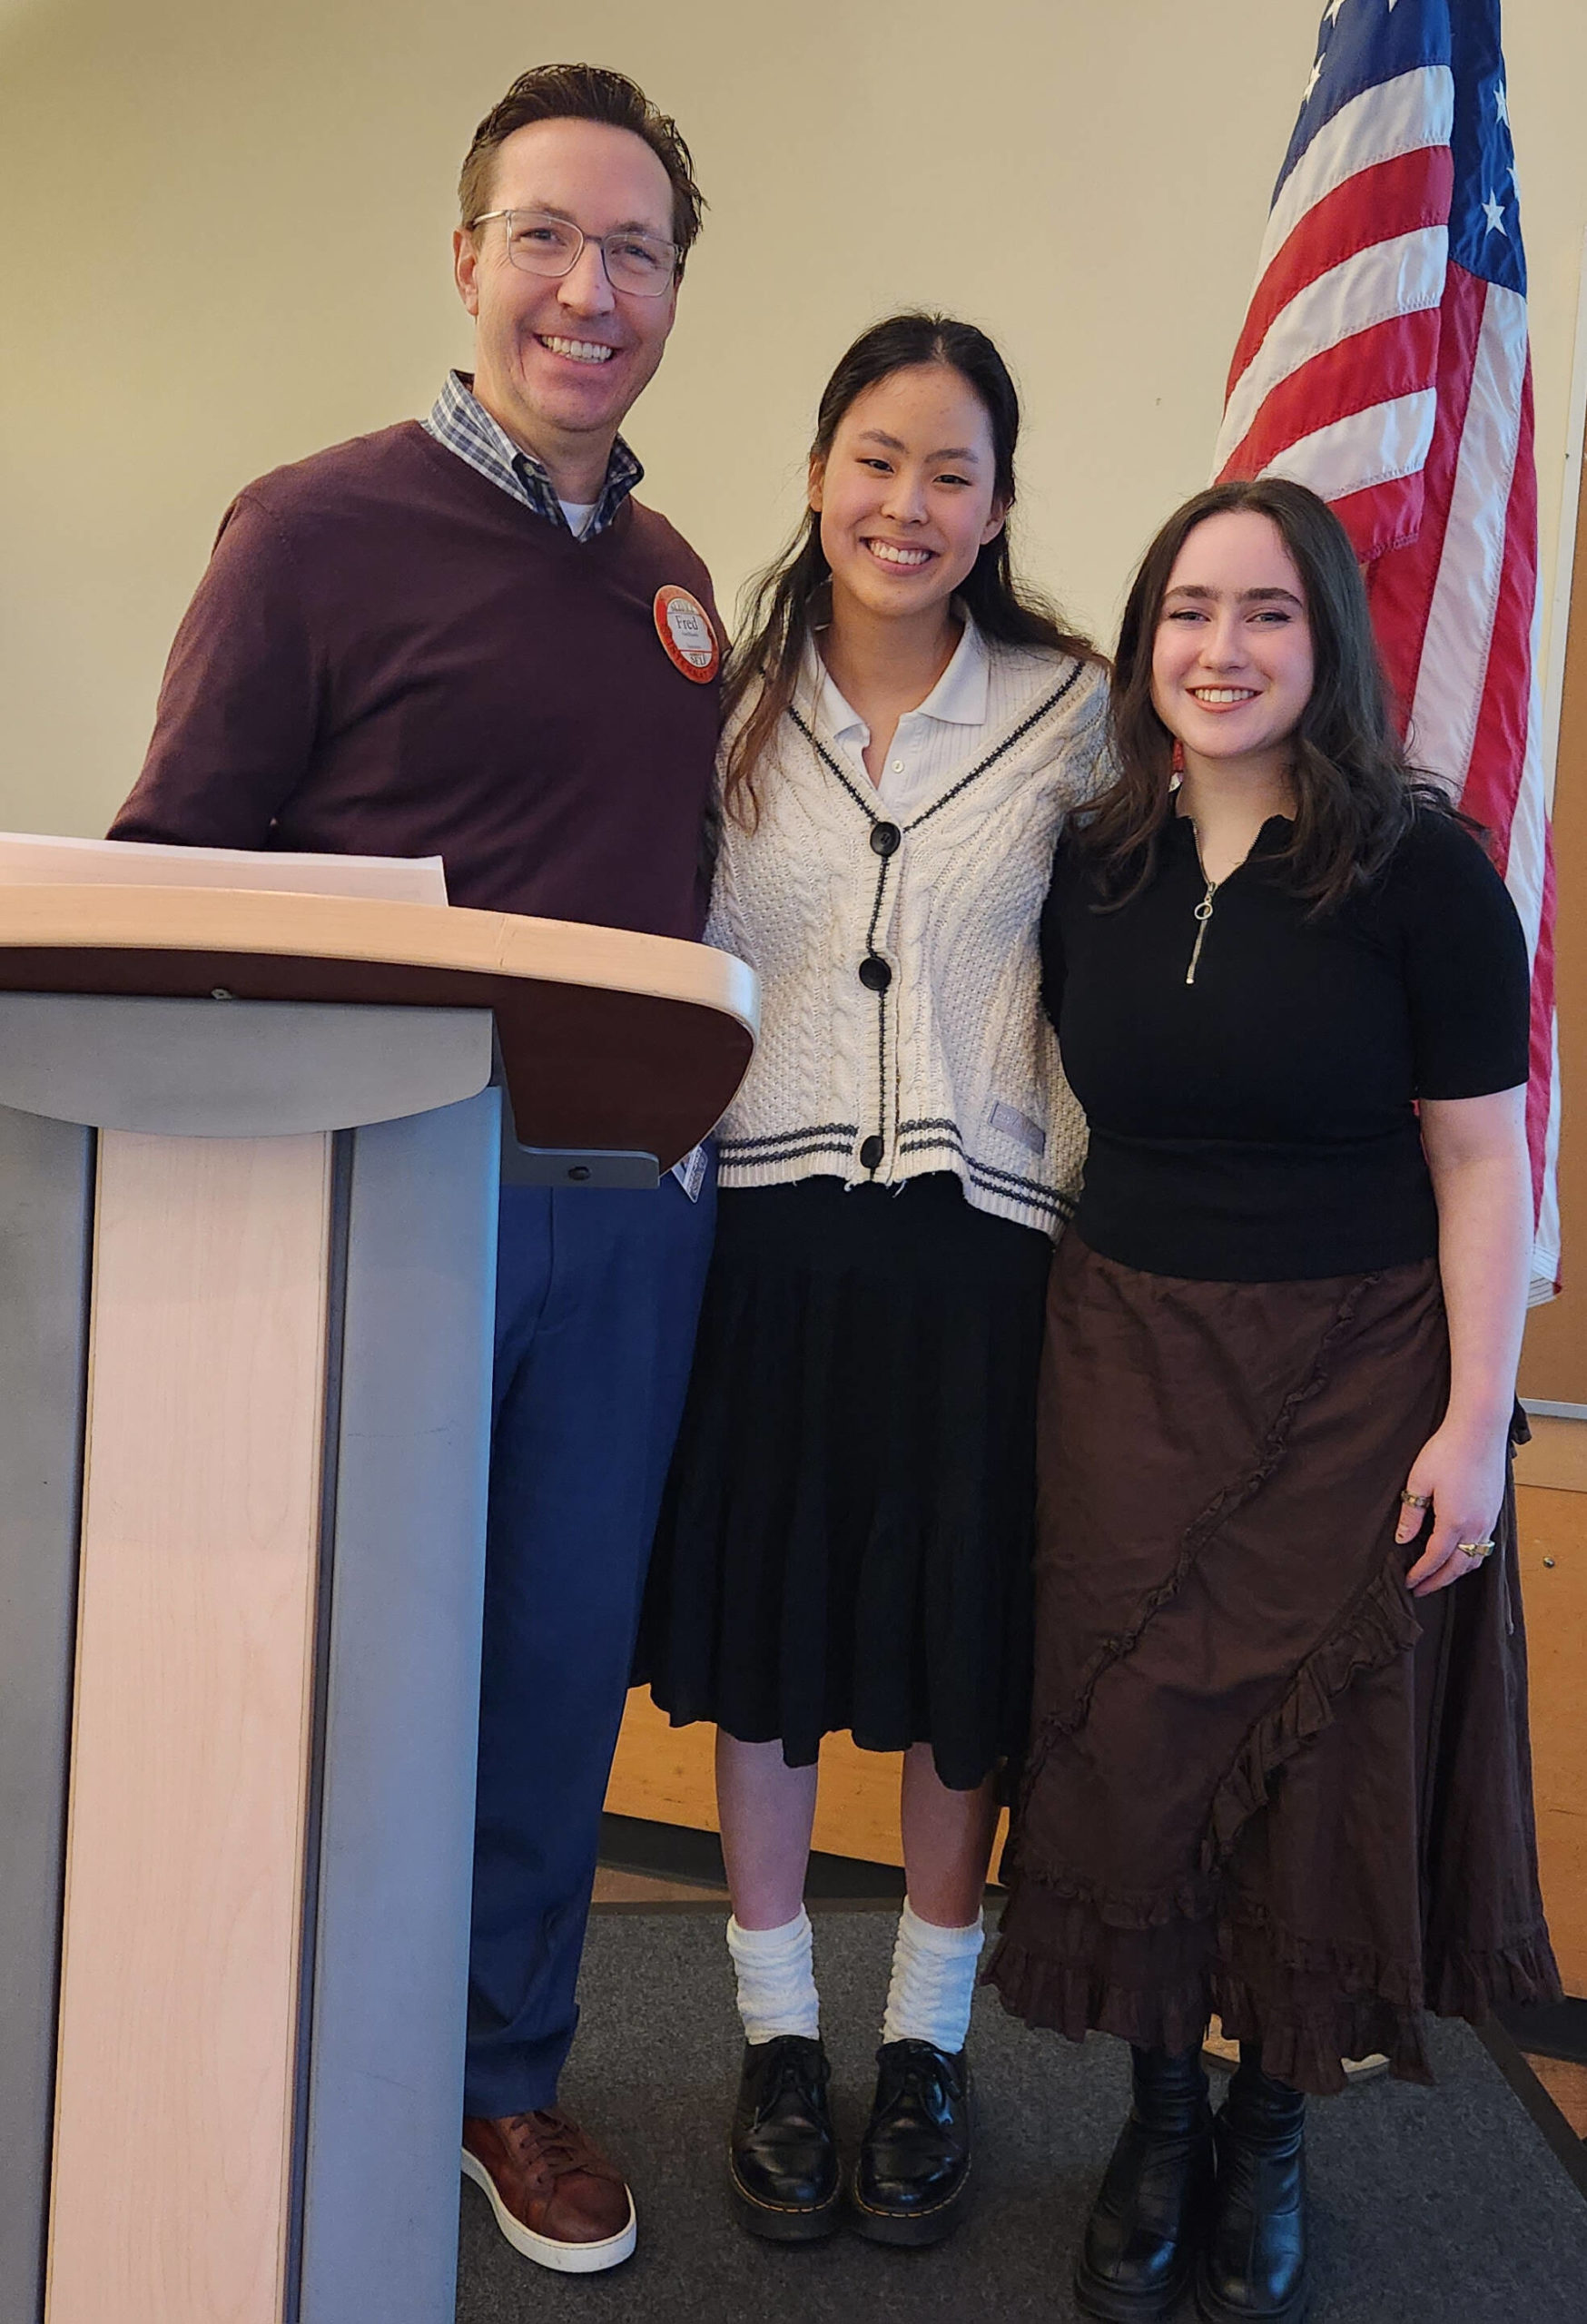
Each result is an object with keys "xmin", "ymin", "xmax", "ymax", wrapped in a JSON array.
[{"xmin": 461, "ymin": 2146, "xmax": 637, "ymax": 2273}]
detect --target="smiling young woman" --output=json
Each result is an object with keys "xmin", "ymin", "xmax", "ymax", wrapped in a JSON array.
[
  {"xmin": 987, "ymin": 477, "xmax": 1560, "ymax": 2324},
  {"xmin": 636, "ymin": 312, "xmax": 1105, "ymax": 2250}
]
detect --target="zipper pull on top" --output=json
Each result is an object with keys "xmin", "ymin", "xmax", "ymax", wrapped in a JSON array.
[{"xmin": 1186, "ymin": 881, "xmax": 1217, "ymax": 986}]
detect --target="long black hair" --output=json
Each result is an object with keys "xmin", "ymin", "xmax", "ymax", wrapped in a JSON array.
[{"xmin": 722, "ymin": 311, "xmax": 1098, "ymax": 824}]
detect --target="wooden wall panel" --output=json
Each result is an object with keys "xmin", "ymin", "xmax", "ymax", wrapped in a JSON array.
[
  {"xmin": 606, "ymin": 1693, "xmax": 1010, "ymax": 1876},
  {"xmin": 46, "ymin": 1131, "xmax": 331, "ymax": 2324},
  {"xmin": 1516, "ymin": 1479, "xmax": 1587, "ymax": 1995},
  {"xmin": 607, "ymin": 1693, "xmax": 906, "ymax": 1866},
  {"xmin": 1520, "ymin": 392, "xmax": 1587, "ymax": 1403}
]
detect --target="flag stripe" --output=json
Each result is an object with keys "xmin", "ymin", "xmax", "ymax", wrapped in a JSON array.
[
  {"xmin": 1245, "ymin": 389, "xmax": 1437, "ymax": 512},
  {"xmin": 1498, "ymin": 459, "xmax": 1548, "ymax": 955},
  {"xmin": 1218, "ymin": 227, "xmax": 1447, "ymax": 462},
  {"xmin": 1326, "ymin": 472, "xmax": 1427, "ymax": 563},
  {"xmin": 1526, "ymin": 842, "xmax": 1558, "ymax": 1233},
  {"xmin": 1463, "ymin": 358, "xmax": 1541, "ymax": 867},
  {"xmin": 1220, "ymin": 310, "xmax": 1442, "ymax": 486},
  {"xmin": 1257, "ymin": 66, "xmax": 1454, "ymax": 281},
  {"xmin": 1364, "ymin": 264, "xmax": 1486, "ymax": 721},
  {"xmin": 1408, "ymin": 277, "xmax": 1528, "ymax": 803},
  {"xmin": 1226, "ymin": 144, "xmax": 1454, "ymax": 397}
]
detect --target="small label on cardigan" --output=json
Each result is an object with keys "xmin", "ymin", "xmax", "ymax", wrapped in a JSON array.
[
  {"xmin": 654, "ymin": 586, "xmax": 720, "ymax": 683},
  {"xmin": 671, "ymin": 1143, "xmax": 707, "ymax": 1200},
  {"xmin": 989, "ymin": 1100, "xmax": 1047, "ymax": 1156}
]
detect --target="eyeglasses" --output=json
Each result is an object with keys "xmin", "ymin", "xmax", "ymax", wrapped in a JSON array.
[{"xmin": 468, "ymin": 208, "xmax": 678, "ymax": 297}]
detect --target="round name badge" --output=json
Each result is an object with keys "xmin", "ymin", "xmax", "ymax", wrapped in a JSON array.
[{"xmin": 654, "ymin": 585, "xmax": 720, "ymax": 684}]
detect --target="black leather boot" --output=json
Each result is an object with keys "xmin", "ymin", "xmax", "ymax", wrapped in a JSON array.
[
  {"xmin": 849, "ymin": 2039, "xmax": 972, "ymax": 2246},
  {"xmin": 1074, "ymin": 2044, "xmax": 1215, "ymax": 2320},
  {"xmin": 1196, "ymin": 2048, "xmax": 1307, "ymax": 2321},
  {"xmin": 728, "ymin": 2034, "xmax": 840, "ymax": 2240}
]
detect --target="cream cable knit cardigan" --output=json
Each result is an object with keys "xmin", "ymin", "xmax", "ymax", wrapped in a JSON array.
[{"xmin": 706, "ymin": 639, "xmax": 1109, "ymax": 1236}]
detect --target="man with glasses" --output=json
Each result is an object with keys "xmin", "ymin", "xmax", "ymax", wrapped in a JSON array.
[{"xmin": 111, "ymin": 64, "xmax": 723, "ymax": 2276}]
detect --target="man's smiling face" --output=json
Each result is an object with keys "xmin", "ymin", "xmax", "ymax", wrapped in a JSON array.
[{"xmin": 454, "ymin": 117, "xmax": 679, "ymax": 484}]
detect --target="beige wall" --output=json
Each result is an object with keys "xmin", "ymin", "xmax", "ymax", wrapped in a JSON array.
[{"xmin": 1, "ymin": 0, "xmax": 1584, "ymax": 838}]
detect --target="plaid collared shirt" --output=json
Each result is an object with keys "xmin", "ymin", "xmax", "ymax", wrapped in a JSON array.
[{"xmin": 422, "ymin": 369, "xmax": 642, "ymax": 539}]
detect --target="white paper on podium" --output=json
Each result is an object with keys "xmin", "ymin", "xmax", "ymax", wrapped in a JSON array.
[{"xmin": 0, "ymin": 831, "xmax": 449, "ymax": 907}]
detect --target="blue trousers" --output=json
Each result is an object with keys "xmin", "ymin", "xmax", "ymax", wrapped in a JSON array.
[{"xmin": 464, "ymin": 1163, "xmax": 715, "ymax": 2118}]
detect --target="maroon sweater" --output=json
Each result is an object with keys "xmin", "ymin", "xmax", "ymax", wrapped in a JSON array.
[{"xmin": 112, "ymin": 423, "xmax": 721, "ymax": 940}]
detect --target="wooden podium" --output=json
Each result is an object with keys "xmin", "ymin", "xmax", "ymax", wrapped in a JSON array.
[{"xmin": 0, "ymin": 883, "xmax": 755, "ymax": 2324}]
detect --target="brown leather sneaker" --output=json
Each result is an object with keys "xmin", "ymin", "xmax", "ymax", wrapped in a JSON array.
[{"xmin": 461, "ymin": 2109, "xmax": 636, "ymax": 2273}]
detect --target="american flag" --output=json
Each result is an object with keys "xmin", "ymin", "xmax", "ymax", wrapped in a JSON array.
[{"xmin": 1212, "ymin": 0, "xmax": 1560, "ymax": 1300}]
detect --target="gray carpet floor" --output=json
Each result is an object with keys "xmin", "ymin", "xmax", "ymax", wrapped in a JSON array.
[{"xmin": 456, "ymin": 1906, "xmax": 1587, "ymax": 2323}]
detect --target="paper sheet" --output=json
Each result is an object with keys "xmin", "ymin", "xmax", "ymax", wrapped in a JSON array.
[{"xmin": 0, "ymin": 831, "xmax": 449, "ymax": 907}]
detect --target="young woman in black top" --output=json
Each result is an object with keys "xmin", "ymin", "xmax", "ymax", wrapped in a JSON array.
[{"xmin": 987, "ymin": 478, "xmax": 1559, "ymax": 2324}]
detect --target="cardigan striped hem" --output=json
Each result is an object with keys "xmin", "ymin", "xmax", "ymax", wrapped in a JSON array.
[
  {"xmin": 716, "ymin": 1134, "xmax": 859, "ymax": 1170},
  {"xmin": 894, "ymin": 1127, "xmax": 1076, "ymax": 1219},
  {"xmin": 715, "ymin": 1147, "xmax": 1070, "ymax": 1236},
  {"xmin": 716, "ymin": 1121, "xmax": 860, "ymax": 1157}
]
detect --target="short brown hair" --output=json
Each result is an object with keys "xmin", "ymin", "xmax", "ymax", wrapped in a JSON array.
[{"xmin": 458, "ymin": 64, "xmax": 705, "ymax": 272}]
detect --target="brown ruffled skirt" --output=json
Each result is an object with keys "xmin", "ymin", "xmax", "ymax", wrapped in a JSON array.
[{"xmin": 987, "ymin": 1236, "xmax": 1560, "ymax": 2097}]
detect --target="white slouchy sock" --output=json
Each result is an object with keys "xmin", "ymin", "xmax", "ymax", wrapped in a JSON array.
[
  {"xmin": 882, "ymin": 1897, "xmax": 984, "ymax": 2053},
  {"xmin": 726, "ymin": 1907, "xmax": 820, "ymax": 2044}
]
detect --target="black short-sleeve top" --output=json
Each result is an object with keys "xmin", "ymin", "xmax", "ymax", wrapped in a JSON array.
[{"xmin": 1040, "ymin": 806, "xmax": 1530, "ymax": 1281}]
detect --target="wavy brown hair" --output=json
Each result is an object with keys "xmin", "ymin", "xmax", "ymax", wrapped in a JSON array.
[
  {"xmin": 1081, "ymin": 475, "xmax": 1454, "ymax": 912},
  {"xmin": 722, "ymin": 313, "xmax": 1098, "ymax": 826}
]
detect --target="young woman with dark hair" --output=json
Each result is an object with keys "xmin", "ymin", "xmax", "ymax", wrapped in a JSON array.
[
  {"xmin": 988, "ymin": 478, "xmax": 1559, "ymax": 2323},
  {"xmin": 639, "ymin": 312, "xmax": 1107, "ymax": 2247}
]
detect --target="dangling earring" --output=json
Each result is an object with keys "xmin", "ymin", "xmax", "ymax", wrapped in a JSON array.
[{"xmin": 1170, "ymin": 736, "xmax": 1185, "ymax": 783}]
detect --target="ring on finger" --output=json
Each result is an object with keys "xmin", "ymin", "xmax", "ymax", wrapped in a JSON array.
[
  {"xmin": 1400, "ymin": 1490, "xmax": 1432, "ymax": 1510},
  {"xmin": 1455, "ymin": 1539, "xmax": 1495, "ymax": 1560}
]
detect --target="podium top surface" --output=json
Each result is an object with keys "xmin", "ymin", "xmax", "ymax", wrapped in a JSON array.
[{"xmin": 0, "ymin": 884, "xmax": 757, "ymax": 1169}]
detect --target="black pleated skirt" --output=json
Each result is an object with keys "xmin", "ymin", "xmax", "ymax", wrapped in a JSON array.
[{"xmin": 636, "ymin": 1174, "xmax": 1052, "ymax": 1789}]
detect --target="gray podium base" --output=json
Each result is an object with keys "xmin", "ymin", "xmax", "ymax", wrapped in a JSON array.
[
  {"xmin": 0, "ymin": 1108, "xmax": 94, "ymax": 2320},
  {"xmin": 295, "ymin": 1090, "xmax": 498, "ymax": 2324},
  {"xmin": 0, "ymin": 1077, "xmax": 499, "ymax": 2324}
]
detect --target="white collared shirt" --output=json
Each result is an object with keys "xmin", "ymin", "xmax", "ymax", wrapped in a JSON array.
[{"xmin": 815, "ymin": 609, "xmax": 991, "ymax": 820}]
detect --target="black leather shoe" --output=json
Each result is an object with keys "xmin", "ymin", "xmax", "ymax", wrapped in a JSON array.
[
  {"xmin": 727, "ymin": 2035, "xmax": 840, "ymax": 2241},
  {"xmin": 1196, "ymin": 2050, "xmax": 1307, "ymax": 2321},
  {"xmin": 1074, "ymin": 2044, "xmax": 1215, "ymax": 2321},
  {"xmin": 849, "ymin": 2038, "xmax": 972, "ymax": 2247}
]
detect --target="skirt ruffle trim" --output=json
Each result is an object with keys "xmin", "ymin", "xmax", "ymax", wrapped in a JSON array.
[
  {"xmin": 983, "ymin": 1925, "xmax": 1560, "ymax": 2101},
  {"xmin": 1202, "ymin": 1555, "xmax": 1423, "ymax": 1874},
  {"xmin": 990, "ymin": 1535, "xmax": 1559, "ymax": 2096},
  {"xmin": 1424, "ymin": 1935, "xmax": 1562, "ymax": 2021},
  {"xmin": 1027, "ymin": 1272, "xmax": 1380, "ymax": 1785},
  {"xmin": 1006, "ymin": 1551, "xmax": 1421, "ymax": 1921}
]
